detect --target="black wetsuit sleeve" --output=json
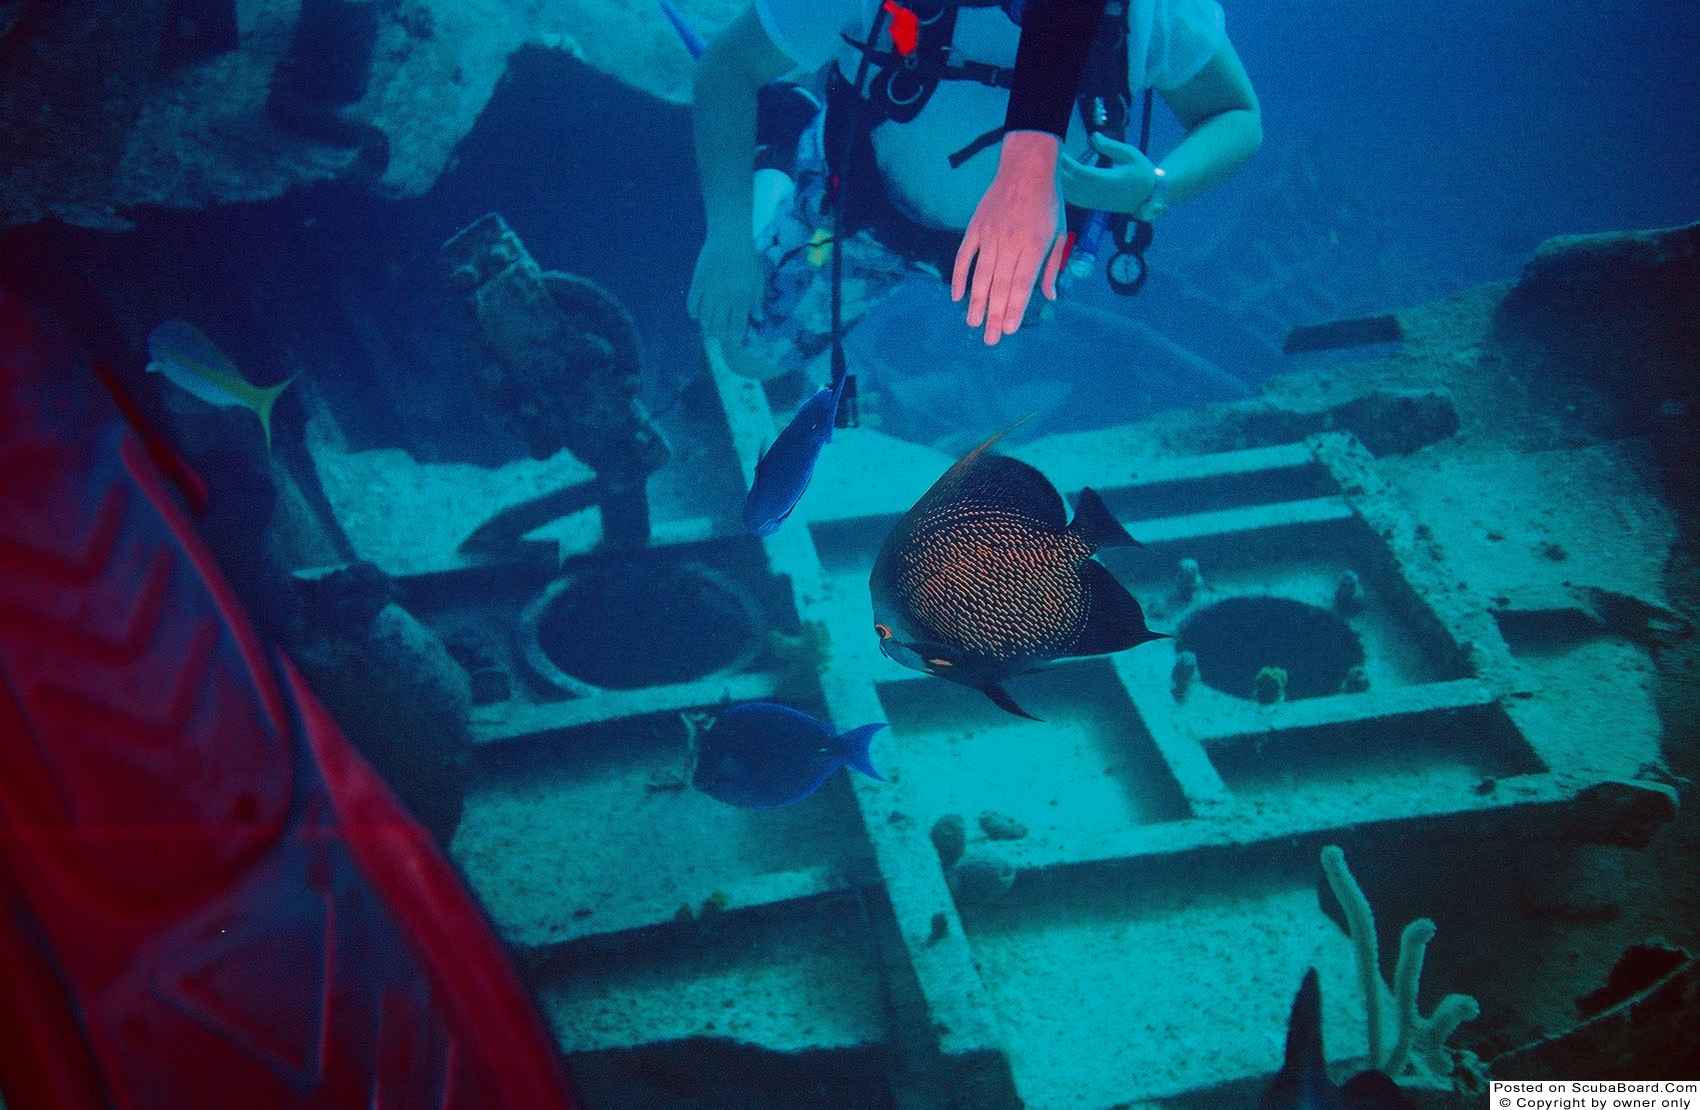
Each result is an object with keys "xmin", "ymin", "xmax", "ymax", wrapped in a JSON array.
[{"xmin": 1004, "ymin": 0, "xmax": 1107, "ymax": 137}]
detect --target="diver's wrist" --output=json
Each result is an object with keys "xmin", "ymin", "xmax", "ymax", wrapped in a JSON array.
[{"xmin": 1134, "ymin": 167, "xmax": 1169, "ymax": 221}]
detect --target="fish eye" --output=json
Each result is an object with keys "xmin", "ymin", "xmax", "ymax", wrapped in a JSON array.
[{"xmin": 874, "ymin": 623, "xmax": 892, "ymax": 640}]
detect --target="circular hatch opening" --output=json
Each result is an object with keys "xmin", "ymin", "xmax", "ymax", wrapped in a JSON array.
[
  {"xmin": 1175, "ymin": 596, "xmax": 1364, "ymax": 701},
  {"xmin": 521, "ymin": 562, "xmax": 763, "ymax": 693}
]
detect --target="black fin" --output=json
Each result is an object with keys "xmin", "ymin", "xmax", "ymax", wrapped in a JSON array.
[
  {"xmin": 911, "ymin": 415, "xmax": 1035, "ymax": 514},
  {"xmin": 1069, "ymin": 487, "xmax": 1139, "ymax": 550},
  {"xmin": 1259, "ymin": 969, "xmax": 1335, "ymax": 1110},
  {"xmin": 1339, "ymin": 1070, "xmax": 1417, "ymax": 1109},
  {"xmin": 905, "ymin": 640, "xmax": 964, "ymax": 672},
  {"xmin": 1069, "ymin": 561, "xmax": 1167, "ymax": 657},
  {"xmin": 983, "ymin": 683, "xmax": 1042, "ymax": 721},
  {"xmin": 905, "ymin": 639, "xmax": 962, "ymax": 662},
  {"xmin": 1286, "ymin": 969, "xmax": 1325, "ymax": 1072},
  {"xmin": 957, "ymin": 455, "xmax": 1068, "ymax": 528}
]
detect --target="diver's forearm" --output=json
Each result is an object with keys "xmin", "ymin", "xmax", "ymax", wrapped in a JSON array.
[
  {"xmin": 1005, "ymin": 0, "xmax": 1106, "ymax": 138},
  {"xmin": 693, "ymin": 43, "xmax": 761, "ymax": 243},
  {"xmin": 1157, "ymin": 109, "xmax": 1262, "ymax": 204}
]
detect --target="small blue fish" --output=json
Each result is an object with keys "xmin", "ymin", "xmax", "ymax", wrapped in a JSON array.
[
  {"xmin": 146, "ymin": 320, "xmax": 296, "ymax": 449},
  {"xmin": 690, "ymin": 701, "xmax": 884, "ymax": 808},
  {"xmin": 742, "ymin": 373, "xmax": 848, "ymax": 537},
  {"xmin": 1260, "ymin": 970, "xmax": 1415, "ymax": 1110}
]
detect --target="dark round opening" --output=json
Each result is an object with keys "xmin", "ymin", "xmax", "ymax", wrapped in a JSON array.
[
  {"xmin": 530, "ymin": 563, "xmax": 762, "ymax": 690},
  {"xmin": 1175, "ymin": 596, "xmax": 1365, "ymax": 701}
]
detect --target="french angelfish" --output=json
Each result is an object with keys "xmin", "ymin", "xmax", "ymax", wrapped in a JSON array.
[
  {"xmin": 690, "ymin": 701, "xmax": 885, "ymax": 809},
  {"xmin": 146, "ymin": 320, "xmax": 296, "ymax": 449},
  {"xmin": 742, "ymin": 372, "xmax": 849, "ymax": 537},
  {"xmin": 1259, "ymin": 970, "xmax": 1415, "ymax": 1110},
  {"xmin": 869, "ymin": 417, "xmax": 1164, "ymax": 720}
]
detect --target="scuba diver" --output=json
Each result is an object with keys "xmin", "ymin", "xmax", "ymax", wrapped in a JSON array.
[{"xmin": 688, "ymin": 0, "xmax": 1262, "ymax": 355}]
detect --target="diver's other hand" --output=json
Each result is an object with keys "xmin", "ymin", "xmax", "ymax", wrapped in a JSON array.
[
  {"xmin": 1059, "ymin": 132, "xmax": 1158, "ymax": 214},
  {"xmin": 688, "ymin": 233, "xmax": 764, "ymax": 347},
  {"xmin": 952, "ymin": 130, "xmax": 1067, "ymax": 347}
]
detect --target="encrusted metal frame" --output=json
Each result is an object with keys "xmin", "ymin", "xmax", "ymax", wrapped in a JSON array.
[{"xmin": 307, "ymin": 351, "xmax": 1676, "ymax": 1109}]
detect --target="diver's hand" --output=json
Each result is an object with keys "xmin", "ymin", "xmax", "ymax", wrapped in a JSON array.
[
  {"xmin": 688, "ymin": 232, "xmax": 764, "ymax": 348},
  {"xmin": 1059, "ymin": 132, "xmax": 1158, "ymax": 213},
  {"xmin": 952, "ymin": 130, "xmax": 1068, "ymax": 346}
]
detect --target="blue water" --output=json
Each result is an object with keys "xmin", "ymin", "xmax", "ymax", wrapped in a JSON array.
[
  {"xmin": 1222, "ymin": 0, "xmax": 1699, "ymax": 282},
  {"xmin": 0, "ymin": 1, "xmax": 1695, "ymax": 1107}
]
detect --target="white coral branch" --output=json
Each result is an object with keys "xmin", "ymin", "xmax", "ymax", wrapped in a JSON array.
[{"xmin": 1319, "ymin": 845, "xmax": 1482, "ymax": 1090}]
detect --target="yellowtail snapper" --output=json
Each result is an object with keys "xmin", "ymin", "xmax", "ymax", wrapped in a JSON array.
[
  {"xmin": 689, "ymin": 701, "xmax": 885, "ymax": 809},
  {"xmin": 869, "ymin": 418, "xmax": 1165, "ymax": 719},
  {"xmin": 742, "ymin": 373, "xmax": 849, "ymax": 537},
  {"xmin": 146, "ymin": 320, "xmax": 296, "ymax": 449}
]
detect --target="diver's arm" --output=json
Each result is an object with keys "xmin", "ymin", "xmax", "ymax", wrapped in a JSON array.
[
  {"xmin": 689, "ymin": 5, "xmax": 795, "ymax": 346},
  {"xmin": 1148, "ymin": 38, "xmax": 1261, "ymax": 204},
  {"xmin": 1059, "ymin": 40, "xmax": 1261, "ymax": 214},
  {"xmin": 954, "ymin": 0, "xmax": 1107, "ymax": 345},
  {"xmin": 1004, "ymin": 0, "xmax": 1105, "ymax": 139}
]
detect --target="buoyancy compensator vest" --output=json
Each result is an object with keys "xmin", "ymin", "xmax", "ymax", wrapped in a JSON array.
[{"xmin": 835, "ymin": 0, "xmax": 1157, "ymax": 294}]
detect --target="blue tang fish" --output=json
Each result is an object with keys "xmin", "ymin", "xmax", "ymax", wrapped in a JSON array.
[
  {"xmin": 742, "ymin": 373, "xmax": 849, "ymax": 537},
  {"xmin": 146, "ymin": 320, "xmax": 296, "ymax": 449},
  {"xmin": 869, "ymin": 419, "xmax": 1165, "ymax": 720},
  {"xmin": 690, "ymin": 701, "xmax": 885, "ymax": 808},
  {"xmin": 1260, "ymin": 970, "xmax": 1415, "ymax": 1110}
]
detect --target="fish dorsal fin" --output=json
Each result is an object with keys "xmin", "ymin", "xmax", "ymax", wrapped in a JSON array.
[
  {"xmin": 150, "ymin": 320, "xmax": 231, "ymax": 372},
  {"xmin": 1068, "ymin": 561, "xmax": 1166, "ymax": 657},
  {"xmin": 722, "ymin": 700, "xmax": 815, "ymax": 727},
  {"xmin": 1287, "ymin": 969, "xmax": 1324, "ymax": 1069},
  {"xmin": 1259, "ymin": 969, "xmax": 1341, "ymax": 1110},
  {"xmin": 1069, "ymin": 487, "xmax": 1139, "ymax": 550},
  {"xmin": 898, "ymin": 414, "xmax": 1038, "ymax": 532},
  {"xmin": 925, "ymin": 412, "xmax": 1034, "ymax": 493},
  {"xmin": 149, "ymin": 321, "xmax": 254, "ymax": 398},
  {"xmin": 952, "ymin": 454, "xmax": 1068, "ymax": 529}
]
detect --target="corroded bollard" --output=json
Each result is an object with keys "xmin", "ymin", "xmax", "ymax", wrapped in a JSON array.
[{"xmin": 440, "ymin": 212, "xmax": 670, "ymax": 546}]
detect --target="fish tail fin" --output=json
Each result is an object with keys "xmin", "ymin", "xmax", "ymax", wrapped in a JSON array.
[
  {"xmin": 837, "ymin": 722, "xmax": 887, "ymax": 781},
  {"xmin": 252, "ymin": 373, "xmax": 297, "ymax": 451},
  {"xmin": 1070, "ymin": 487, "xmax": 1139, "ymax": 550},
  {"xmin": 1070, "ymin": 562, "xmax": 1166, "ymax": 657}
]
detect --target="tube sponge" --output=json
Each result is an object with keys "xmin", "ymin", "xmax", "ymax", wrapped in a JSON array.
[{"xmin": 1319, "ymin": 845, "xmax": 1483, "ymax": 1089}]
